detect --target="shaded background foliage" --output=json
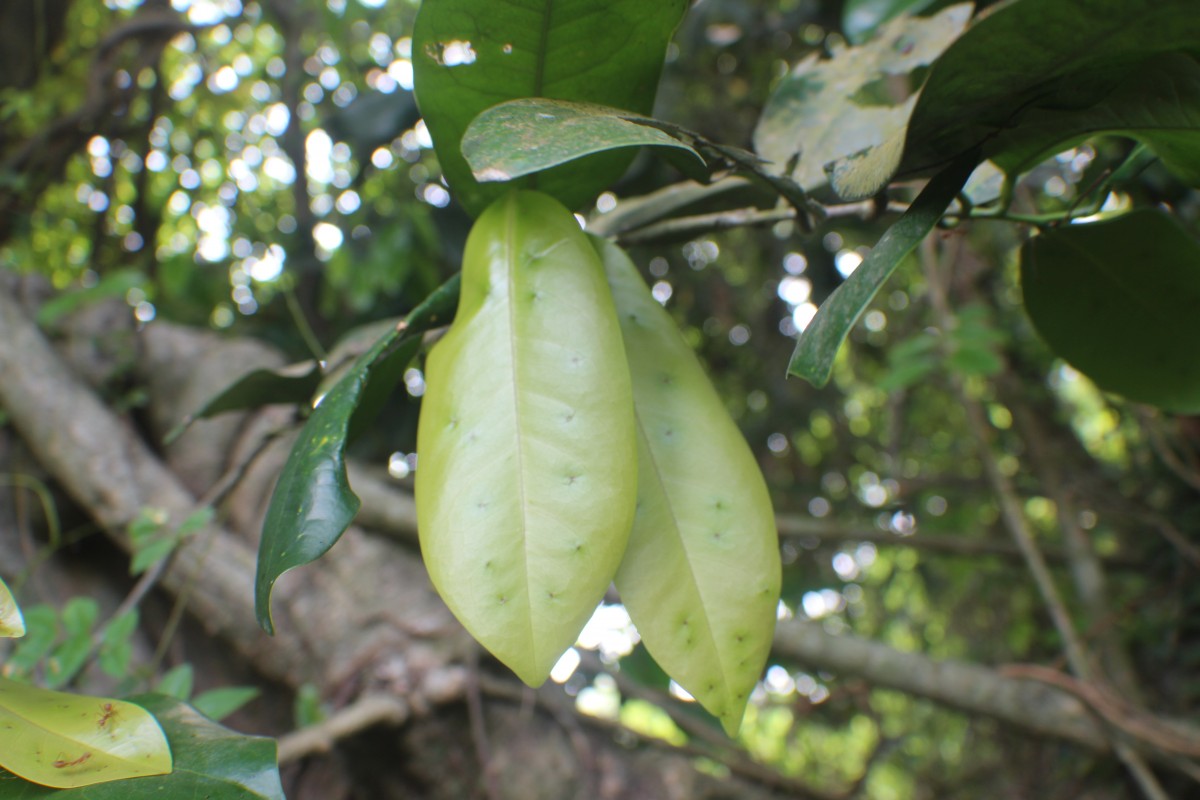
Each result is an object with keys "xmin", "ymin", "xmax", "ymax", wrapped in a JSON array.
[{"xmin": 2, "ymin": 0, "xmax": 1200, "ymax": 798}]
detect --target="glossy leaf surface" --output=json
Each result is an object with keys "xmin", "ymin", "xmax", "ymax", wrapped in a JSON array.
[
  {"xmin": 0, "ymin": 577, "xmax": 23, "ymax": 638},
  {"xmin": 1021, "ymin": 210, "xmax": 1200, "ymax": 412},
  {"xmin": 0, "ymin": 679, "xmax": 171, "ymax": 789},
  {"xmin": 412, "ymin": 0, "xmax": 687, "ymax": 216},
  {"xmin": 840, "ymin": 0, "xmax": 1200, "ymax": 197},
  {"xmin": 988, "ymin": 53, "xmax": 1200, "ymax": 184},
  {"xmin": 463, "ymin": 99, "xmax": 704, "ymax": 184},
  {"xmin": 165, "ymin": 361, "xmax": 322, "ymax": 445},
  {"xmin": 416, "ymin": 191, "xmax": 636, "ymax": 686},
  {"xmin": 754, "ymin": 4, "xmax": 969, "ymax": 193},
  {"xmin": 789, "ymin": 155, "xmax": 976, "ymax": 385},
  {"xmin": 0, "ymin": 694, "xmax": 283, "ymax": 799},
  {"xmin": 256, "ymin": 275, "xmax": 461, "ymax": 634},
  {"xmin": 594, "ymin": 236, "xmax": 780, "ymax": 736}
]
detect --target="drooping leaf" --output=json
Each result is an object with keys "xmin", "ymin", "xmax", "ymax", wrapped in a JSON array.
[
  {"xmin": 843, "ymin": 0, "xmax": 939, "ymax": 44},
  {"xmin": 839, "ymin": 0, "xmax": 1200, "ymax": 197},
  {"xmin": 463, "ymin": 99, "xmax": 705, "ymax": 184},
  {"xmin": 594, "ymin": 236, "xmax": 780, "ymax": 737},
  {"xmin": 0, "ymin": 577, "xmax": 23, "ymax": 638},
  {"xmin": 255, "ymin": 274, "xmax": 461, "ymax": 634},
  {"xmin": 788, "ymin": 154, "xmax": 976, "ymax": 385},
  {"xmin": 753, "ymin": 4, "xmax": 970, "ymax": 192},
  {"xmin": 164, "ymin": 361, "xmax": 322, "ymax": 445},
  {"xmin": 416, "ymin": 191, "xmax": 637, "ymax": 686},
  {"xmin": 0, "ymin": 694, "xmax": 283, "ymax": 799},
  {"xmin": 0, "ymin": 679, "xmax": 171, "ymax": 789},
  {"xmin": 412, "ymin": 0, "xmax": 688, "ymax": 216},
  {"xmin": 1021, "ymin": 209, "xmax": 1200, "ymax": 412}
]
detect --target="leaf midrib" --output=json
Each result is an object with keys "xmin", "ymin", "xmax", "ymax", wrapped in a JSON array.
[
  {"xmin": 630, "ymin": 380, "xmax": 733, "ymax": 708},
  {"xmin": 503, "ymin": 197, "xmax": 537, "ymax": 663}
]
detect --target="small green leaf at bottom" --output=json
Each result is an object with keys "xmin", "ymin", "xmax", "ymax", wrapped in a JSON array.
[
  {"xmin": 0, "ymin": 693, "xmax": 283, "ymax": 799},
  {"xmin": 0, "ymin": 679, "xmax": 172, "ymax": 789}
]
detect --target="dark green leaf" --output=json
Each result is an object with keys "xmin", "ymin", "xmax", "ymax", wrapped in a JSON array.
[
  {"xmin": 164, "ymin": 361, "xmax": 322, "ymax": 445},
  {"xmin": 256, "ymin": 274, "xmax": 460, "ymax": 634},
  {"xmin": 989, "ymin": 53, "xmax": 1200, "ymax": 185},
  {"xmin": 843, "ymin": 0, "xmax": 938, "ymax": 44},
  {"xmin": 844, "ymin": 0, "xmax": 1200, "ymax": 196},
  {"xmin": 788, "ymin": 154, "xmax": 976, "ymax": 385},
  {"xmin": 462, "ymin": 99, "xmax": 704, "ymax": 184},
  {"xmin": 1021, "ymin": 209, "xmax": 1200, "ymax": 412},
  {"xmin": 0, "ymin": 694, "xmax": 284, "ymax": 799},
  {"xmin": 191, "ymin": 687, "xmax": 260, "ymax": 722},
  {"xmin": 412, "ymin": 0, "xmax": 688, "ymax": 216}
]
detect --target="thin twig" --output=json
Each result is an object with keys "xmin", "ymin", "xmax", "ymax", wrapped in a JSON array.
[
  {"xmin": 277, "ymin": 694, "xmax": 411, "ymax": 764},
  {"xmin": 465, "ymin": 647, "xmax": 502, "ymax": 800}
]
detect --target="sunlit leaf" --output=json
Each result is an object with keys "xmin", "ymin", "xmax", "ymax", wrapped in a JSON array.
[
  {"xmin": 412, "ymin": 0, "xmax": 688, "ymax": 216},
  {"xmin": 1021, "ymin": 209, "xmax": 1200, "ymax": 412},
  {"xmin": 255, "ymin": 274, "xmax": 461, "ymax": 634},
  {"xmin": 463, "ymin": 99, "xmax": 704, "ymax": 184},
  {"xmin": 843, "ymin": 0, "xmax": 939, "ymax": 44},
  {"xmin": 0, "ymin": 694, "xmax": 283, "ymax": 799},
  {"xmin": 0, "ymin": 577, "xmax": 24, "ymax": 638},
  {"xmin": 416, "ymin": 192, "xmax": 637, "ymax": 686},
  {"xmin": 754, "ymin": 4, "xmax": 970, "ymax": 193},
  {"xmin": 595, "ymin": 236, "xmax": 780, "ymax": 736},
  {"xmin": 788, "ymin": 154, "xmax": 976, "ymax": 385},
  {"xmin": 0, "ymin": 679, "xmax": 171, "ymax": 789}
]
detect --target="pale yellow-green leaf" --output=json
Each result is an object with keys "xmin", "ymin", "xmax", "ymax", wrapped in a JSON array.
[
  {"xmin": 416, "ymin": 191, "xmax": 637, "ymax": 687},
  {"xmin": 0, "ymin": 678, "xmax": 172, "ymax": 788},
  {"xmin": 753, "ymin": 3, "xmax": 970, "ymax": 192},
  {"xmin": 0, "ymin": 577, "xmax": 24, "ymax": 638},
  {"xmin": 594, "ymin": 236, "xmax": 781, "ymax": 736}
]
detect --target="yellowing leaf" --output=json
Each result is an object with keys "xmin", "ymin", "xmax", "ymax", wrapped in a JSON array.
[
  {"xmin": 593, "ymin": 236, "xmax": 781, "ymax": 736},
  {"xmin": 0, "ymin": 578, "xmax": 23, "ymax": 638},
  {"xmin": 754, "ymin": 3, "xmax": 970, "ymax": 192},
  {"xmin": 0, "ymin": 679, "xmax": 172, "ymax": 789},
  {"xmin": 416, "ymin": 191, "xmax": 637, "ymax": 686}
]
